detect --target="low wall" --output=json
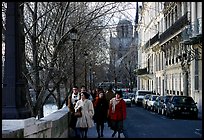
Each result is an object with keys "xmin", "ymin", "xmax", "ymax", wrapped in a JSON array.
[{"xmin": 2, "ymin": 107, "xmax": 69, "ymax": 138}]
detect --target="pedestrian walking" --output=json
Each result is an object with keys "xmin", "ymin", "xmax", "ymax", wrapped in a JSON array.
[
  {"xmin": 67, "ymin": 86, "xmax": 81, "ymax": 138},
  {"xmin": 92, "ymin": 89, "xmax": 109, "ymax": 138},
  {"xmin": 74, "ymin": 91, "xmax": 95, "ymax": 138},
  {"xmin": 105, "ymin": 86, "xmax": 115, "ymax": 104},
  {"xmin": 80, "ymin": 85, "xmax": 93, "ymax": 101},
  {"xmin": 108, "ymin": 90, "xmax": 126, "ymax": 138},
  {"xmin": 105, "ymin": 86, "xmax": 115, "ymax": 127}
]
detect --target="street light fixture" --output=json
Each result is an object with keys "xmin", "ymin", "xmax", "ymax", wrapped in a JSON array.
[{"xmin": 70, "ymin": 27, "xmax": 78, "ymax": 86}]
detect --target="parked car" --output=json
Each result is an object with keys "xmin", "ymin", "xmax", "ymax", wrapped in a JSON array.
[
  {"xmin": 157, "ymin": 95, "xmax": 172, "ymax": 115},
  {"xmin": 146, "ymin": 95, "xmax": 159, "ymax": 111},
  {"xmin": 153, "ymin": 96, "xmax": 161, "ymax": 112},
  {"xmin": 166, "ymin": 95, "xmax": 198, "ymax": 119},
  {"xmin": 127, "ymin": 92, "xmax": 135, "ymax": 104},
  {"xmin": 123, "ymin": 94, "xmax": 132, "ymax": 107},
  {"xmin": 135, "ymin": 90, "xmax": 153, "ymax": 105},
  {"xmin": 142, "ymin": 94, "xmax": 152, "ymax": 109}
]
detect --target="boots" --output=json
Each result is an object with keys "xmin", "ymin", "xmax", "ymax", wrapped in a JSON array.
[
  {"xmin": 112, "ymin": 131, "xmax": 117, "ymax": 137},
  {"xmin": 118, "ymin": 132, "xmax": 120, "ymax": 138},
  {"xmin": 97, "ymin": 132, "xmax": 100, "ymax": 138},
  {"xmin": 101, "ymin": 129, "xmax": 104, "ymax": 137},
  {"xmin": 100, "ymin": 132, "xmax": 103, "ymax": 137}
]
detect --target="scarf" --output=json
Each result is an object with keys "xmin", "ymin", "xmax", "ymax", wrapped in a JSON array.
[
  {"xmin": 111, "ymin": 97, "xmax": 121, "ymax": 113},
  {"xmin": 71, "ymin": 92, "xmax": 80, "ymax": 104}
]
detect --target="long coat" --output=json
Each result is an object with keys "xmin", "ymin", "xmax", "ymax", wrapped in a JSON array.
[
  {"xmin": 74, "ymin": 99, "xmax": 95, "ymax": 128},
  {"xmin": 93, "ymin": 97, "xmax": 109, "ymax": 123},
  {"xmin": 108, "ymin": 98, "xmax": 126, "ymax": 121}
]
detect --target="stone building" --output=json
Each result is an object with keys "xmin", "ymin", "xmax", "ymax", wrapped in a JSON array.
[
  {"xmin": 136, "ymin": 2, "xmax": 202, "ymax": 113},
  {"xmin": 109, "ymin": 19, "xmax": 135, "ymax": 88}
]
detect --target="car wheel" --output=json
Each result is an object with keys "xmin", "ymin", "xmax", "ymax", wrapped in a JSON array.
[{"xmin": 165, "ymin": 110, "xmax": 168, "ymax": 117}]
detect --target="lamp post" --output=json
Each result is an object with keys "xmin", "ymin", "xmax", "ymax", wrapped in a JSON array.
[
  {"xmin": 89, "ymin": 63, "xmax": 92, "ymax": 93},
  {"xmin": 92, "ymin": 71, "xmax": 96, "ymax": 89},
  {"xmin": 84, "ymin": 51, "xmax": 88, "ymax": 89},
  {"xmin": 70, "ymin": 27, "xmax": 77, "ymax": 86}
]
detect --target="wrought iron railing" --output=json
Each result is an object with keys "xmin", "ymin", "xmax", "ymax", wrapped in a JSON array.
[
  {"xmin": 191, "ymin": 17, "xmax": 202, "ymax": 37},
  {"xmin": 160, "ymin": 12, "xmax": 188, "ymax": 43},
  {"xmin": 181, "ymin": 17, "xmax": 202, "ymax": 45}
]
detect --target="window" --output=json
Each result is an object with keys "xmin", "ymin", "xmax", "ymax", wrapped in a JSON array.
[{"xmin": 195, "ymin": 48, "xmax": 199, "ymax": 90}]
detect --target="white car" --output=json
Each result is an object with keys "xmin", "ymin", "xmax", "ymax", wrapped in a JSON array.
[
  {"xmin": 134, "ymin": 90, "xmax": 153, "ymax": 105},
  {"xmin": 123, "ymin": 95, "xmax": 132, "ymax": 107},
  {"xmin": 146, "ymin": 95, "xmax": 159, "ymax": 111}
]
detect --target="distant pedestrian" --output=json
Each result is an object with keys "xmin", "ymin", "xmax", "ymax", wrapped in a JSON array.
[
  {"xmin": 108, "ymin": 90, "xmax": 126, "ymax": 138},
  {"xmin": 93, "ymin": 89, "xmax": 109, "ymax": 138},
  {"xmin": 105, "ymin": 86, "xmax": 115, "ymax": 104},
  {"xmin": 80, "ymin": 85, "xmax": 93, "ymax": 101},
  {"xmin": 74, "ymin": 91, "xmax": 95, "ymax": 138}
]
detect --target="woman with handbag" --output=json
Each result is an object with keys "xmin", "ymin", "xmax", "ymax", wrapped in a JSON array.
[
  {"xmin": 74, "ymin": 91, "xmax": 95, "ymax": 138},
  {"xmin": 108, "ymin": 90, "xmax": 127, "ymax": 138}
]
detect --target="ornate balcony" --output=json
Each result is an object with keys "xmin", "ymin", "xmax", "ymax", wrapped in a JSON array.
[
  {"xmin": 160, "ymin": 13, "xmax": 188, "ymax": 44},
  {"xmin": 181, "ymin": 18, "xmax": 202, "ymax": 45},
  {"xmin": 135, "ymin": 67, "xmax": 148, "ymax": 75},
  {"xmin": 135, "ymin": 67, "xmax": 153, "ymax": 79},
  {"xmin": 150, "ymin": 32, "xmax": 159, "ymax": 46}
]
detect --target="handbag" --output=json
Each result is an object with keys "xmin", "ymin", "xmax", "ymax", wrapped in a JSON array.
[{"xmin": 74, "ymin": 107, "xmax": 82, "ymax": 118}]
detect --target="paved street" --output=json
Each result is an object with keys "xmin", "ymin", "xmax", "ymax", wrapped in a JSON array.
[{"xmin": 87, "ymin": 122, "xmax": 125, "ymax": 138}]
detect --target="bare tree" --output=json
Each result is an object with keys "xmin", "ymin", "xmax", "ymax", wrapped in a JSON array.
[{"xmin": 2, "ymin": 2, "xmax": 137, "ymax": 119}]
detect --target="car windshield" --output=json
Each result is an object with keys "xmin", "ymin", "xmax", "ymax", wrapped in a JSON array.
[
  {"xmin": 123, "ymin": 96, "xmax": 129, "ymax": 99},
  {"xmin": 138, "ymin": 91, "xmax": 151, "ymax": 96},
  {"xmin": 152, "ymin": 96, "xmax": 158, "ymax": 101},
  {"xmin": 173, "ymin": 97, "xmax": 195, "ymax": 104},
  {"xmin": 145, "ymin": 95, "xmax": 150, "ymax": 99},
  {"xmin": 164, "ymin": 96, "xmax": 171, "ymax": 102}
]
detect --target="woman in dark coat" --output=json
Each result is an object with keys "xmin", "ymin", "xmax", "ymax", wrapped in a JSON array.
[{"xmin": 93, "ymin": 89, "xmax": 109, "ymax": 138}]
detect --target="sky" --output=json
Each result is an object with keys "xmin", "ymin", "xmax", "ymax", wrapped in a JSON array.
[{"xmin": 105, "ymin": 2, "xmax": 142, "ymax": 37}]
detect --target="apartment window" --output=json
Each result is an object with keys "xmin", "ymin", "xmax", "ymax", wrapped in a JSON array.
[
  {"xmin": 163, "ymin": 52, "xmax": 165, "ymax": 70},
  {"xmin": 171, "ymin": 10, "xmax": 174, "ymax": 24},
  {"xmin": 121, "ymin": 25, "xmax": 124, "ymax": 37},
  {"xmin": 165, "ymin": 16, "xmax": 168, "ymax": 30},
  {"xmin": 175, "ymin": 5, "xmax": 178, "ymax": 20},
  {"xmin": 168, "ymin": 14, "xmax": 170, "ymax": 28},
  {"xmin": 158, "ymin": 53, "xmax": 160, "ymax": 71},
  {"xmin": 156, "ymin": 54, "xmax": 158, "ymax": 71},
  {"xmin": 195, "ymin": 48, "xmax": 199, "ymax": 90}
]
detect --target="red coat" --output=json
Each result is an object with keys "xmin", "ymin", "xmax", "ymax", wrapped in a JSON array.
[{"xmin": 108, "ymin": 98, "xmax": 126, "ymax": 121}]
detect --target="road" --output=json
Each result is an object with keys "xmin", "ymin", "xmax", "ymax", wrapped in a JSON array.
[{"xmin": 123, "ymin": 104, "xmax": 202, "ymax": 138}]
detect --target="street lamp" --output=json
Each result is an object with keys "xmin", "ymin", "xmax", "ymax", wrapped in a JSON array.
[
  {"xmin": 84, "ymin": 51, "xmax": 88, "ymax": 89},
  {"xmin": 89, "ymin": 63, "xmax": 92, "ymax": 93},
  {"xmin": 70, "ymin": 27, "xmax": 78, "ymax": 86},
  {"xmin": 92, "ymin": 71, "xmax": 96, "ymax": 89}
]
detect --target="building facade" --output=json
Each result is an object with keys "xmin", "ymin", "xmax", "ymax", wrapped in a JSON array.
[{"xmin": 136, "ymin": 2, "xmax": 202, "ymax": 113}]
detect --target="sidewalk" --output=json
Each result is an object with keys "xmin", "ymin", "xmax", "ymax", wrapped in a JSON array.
[{"xmin": 87, "ymin": 122, "xmax": 125, "ymax": 138}]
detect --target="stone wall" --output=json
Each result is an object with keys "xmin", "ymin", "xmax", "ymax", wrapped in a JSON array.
[{"xmin": 2, "ymin": 107, "xmax": 69, "ymax": 138}]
